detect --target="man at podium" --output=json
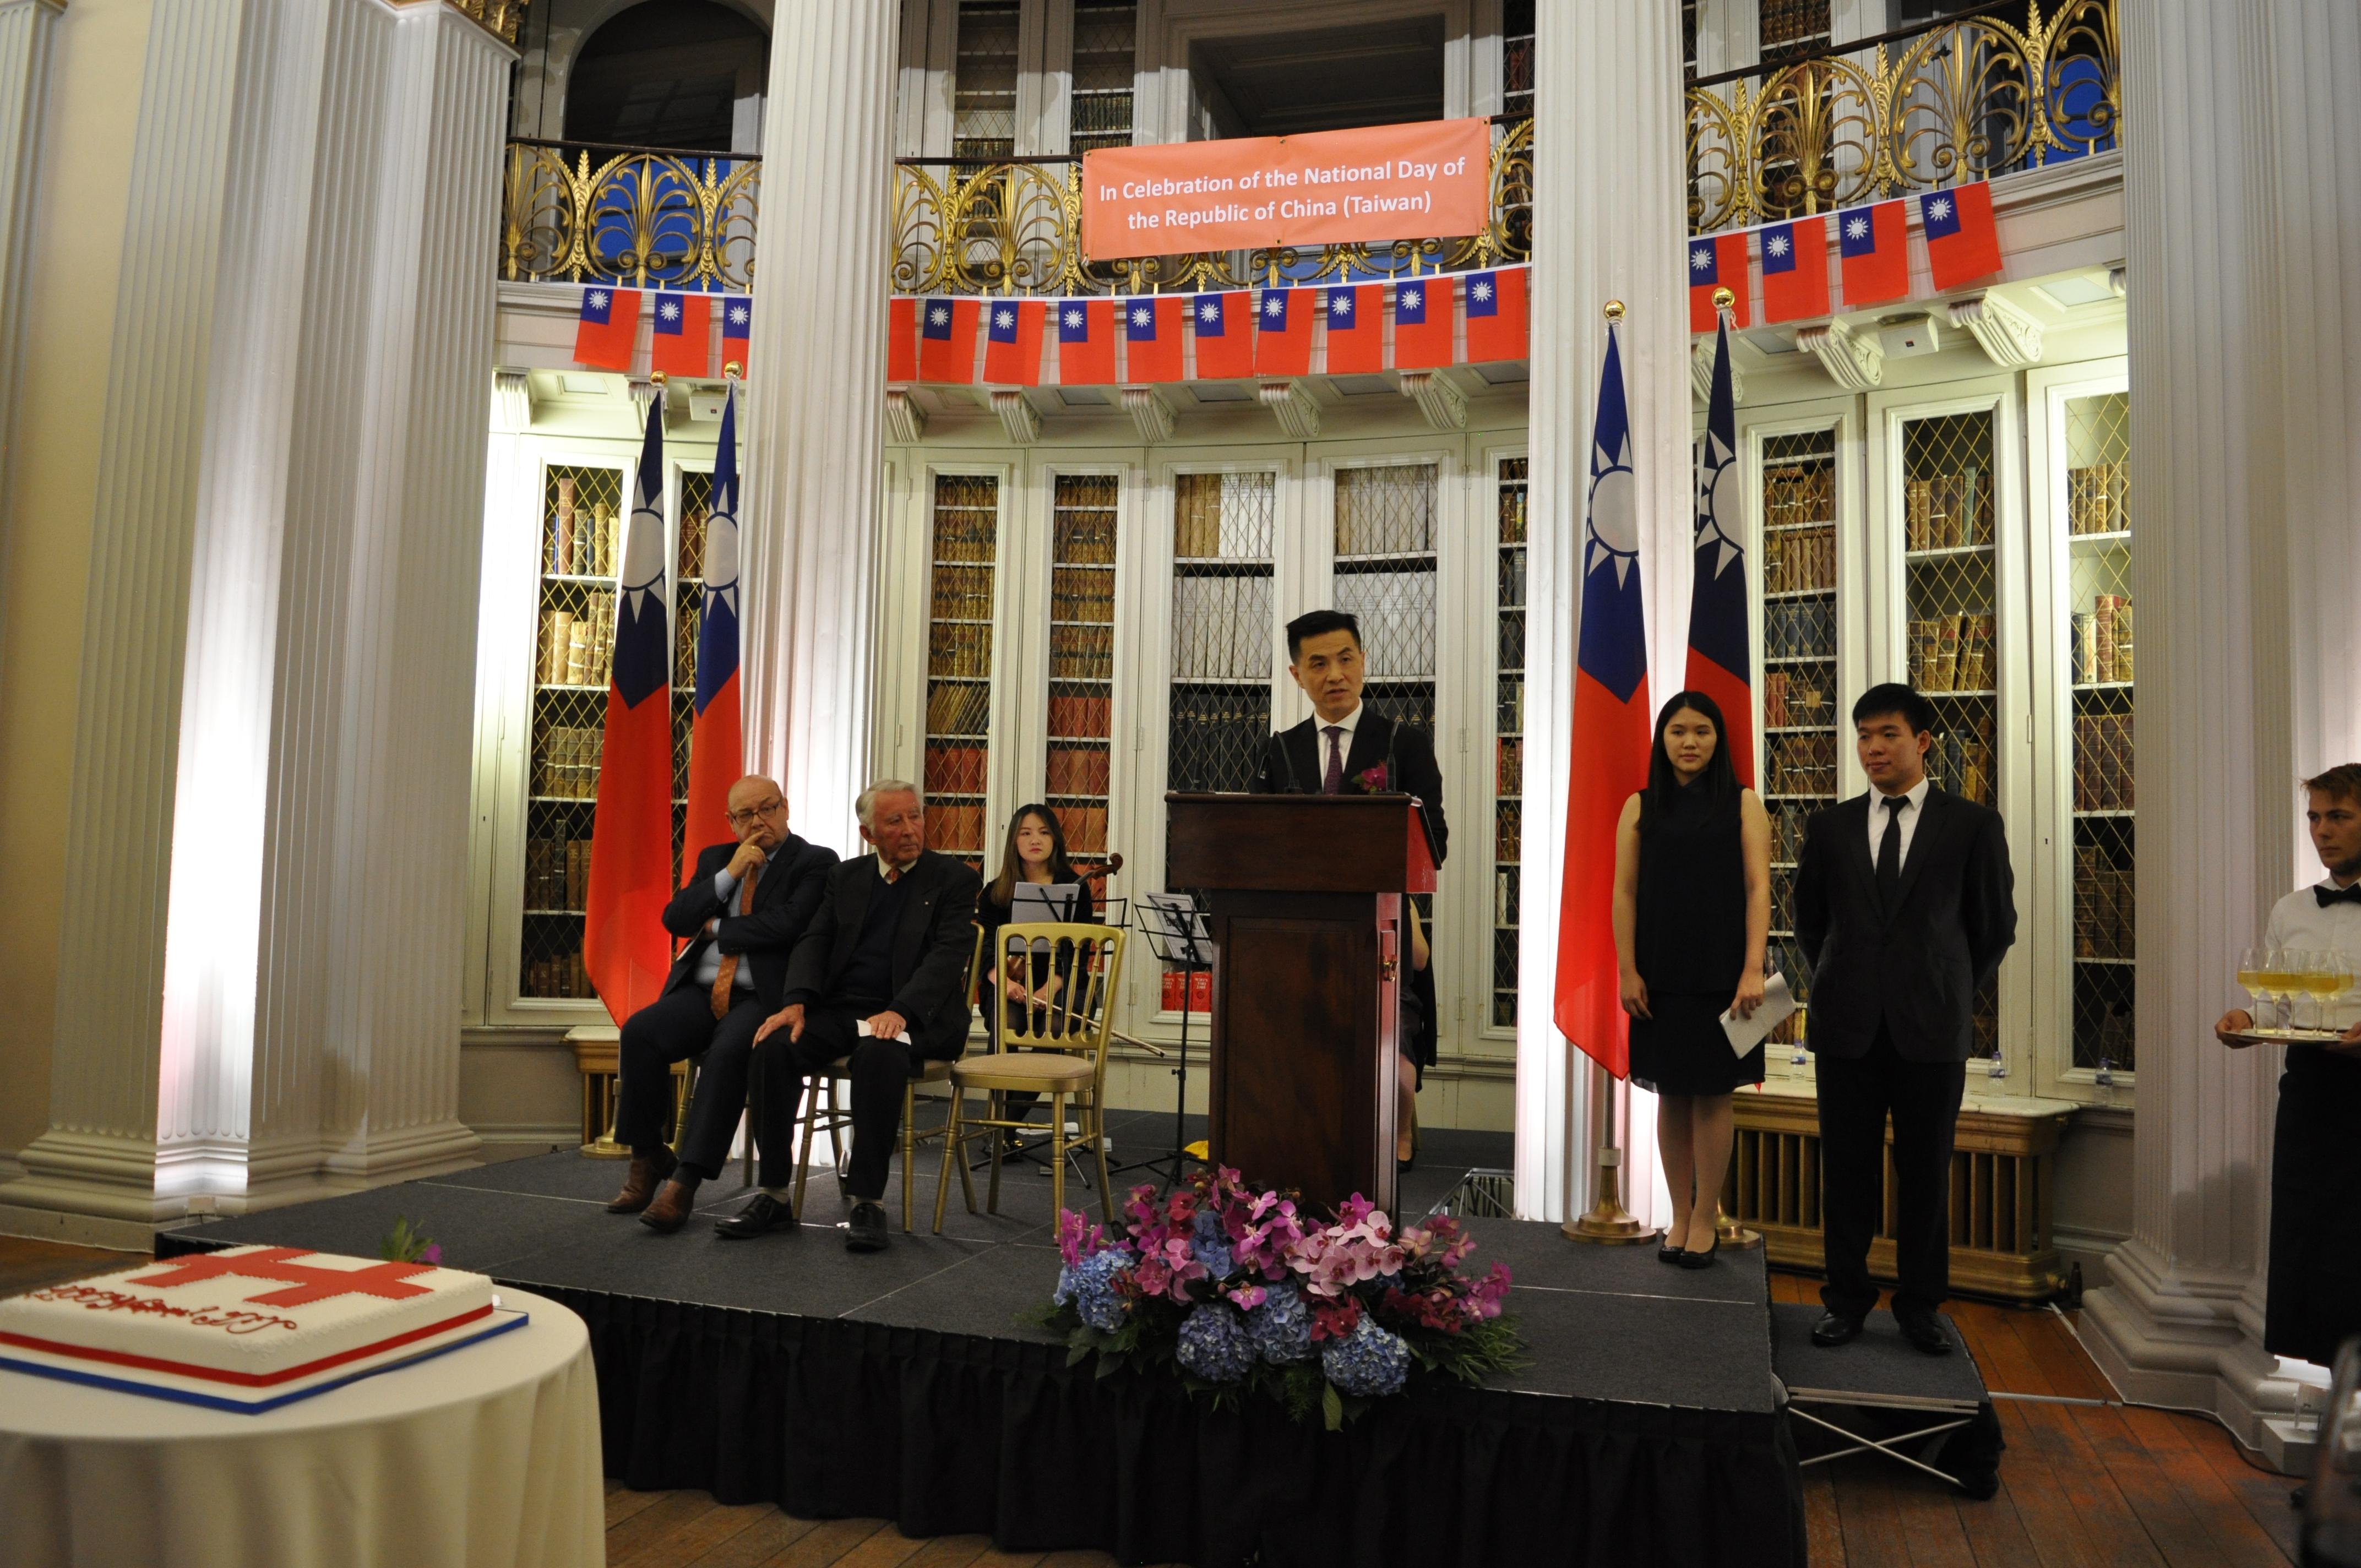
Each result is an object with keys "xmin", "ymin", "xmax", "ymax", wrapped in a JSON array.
[{"xmin": 1251, "ymin": 608, "xmax": 1449, "ymax": 865}]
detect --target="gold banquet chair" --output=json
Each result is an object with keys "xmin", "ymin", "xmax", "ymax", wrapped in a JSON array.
[
  {"xmin": 784, "ymin": 924, "xmax": 984, "ymax": 1234},
  {"xmin": 933, "ymin": 923, "xmax": 1125, "ymax": 1232}
]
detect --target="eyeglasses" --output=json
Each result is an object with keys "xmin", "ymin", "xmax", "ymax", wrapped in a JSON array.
[{"xmin": 725, "ymin": 799, "xmax": 786, "ymax": 826}]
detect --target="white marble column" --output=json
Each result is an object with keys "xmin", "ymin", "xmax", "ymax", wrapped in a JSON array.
[
  {"xmin": 741, "ymin": 2, "xmax": 899, "ymax": 852},
  {"xmin": 0, "ymin": 0, "xmax": 61, "ymax": 671},
  {"xmin": 2079, "ymin": 0, "xmax": 2361, "ymax": 1457},
  {"xmin": 1515, "ymin": 0, "xmax": 1691, "ymax": 1222}
]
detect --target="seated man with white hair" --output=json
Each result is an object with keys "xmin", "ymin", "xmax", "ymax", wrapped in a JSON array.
[{"xmin": 717, "ymin": 780, "xmax": 981, "ymax": 1251}]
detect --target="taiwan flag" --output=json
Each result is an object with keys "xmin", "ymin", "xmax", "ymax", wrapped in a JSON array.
[
  {"xmin": 649, "ymin": 291, "xmax": 711, "ymax": 378},
  {"xmin": 1759, "ymin": 215, "xmax": 1831, "ymax": 324},
  {"xmin": 1393, "ymin": 276, "xmax": 1455, "ymax": 369},
  {"xmin": 1254, "ymin": 287, "xmax": 1312, "ymax": 377},
  {"xmin": 1688, "ymin": 233, "xmax": 1750, "ymax": 332},
  {"xmin": 1057, "ymin": 298, "xmax": 1116, "ymax": 384},
  {"xmin": 1123, "ymin": 296, "xmax": 1183, "ymax": 382},
  {"xmin": 1921, "ymin": 181, "xmax": 2002, "ymax": 290},
  {"xmin": 888, "ymin": 297, "xmax": 918, "ymax": 382},
  {"xmin": 1189, "ymin": 291, "xmax": 1254, "ymax": 379},
  {"xmin": 983, "ymin": 298, "xmax": 1045, "ymax": 385},
  {"xmin": 1837, "ymin": 199, "xmax": 1909, "ymax": 307},
  {"xmin": 573, "ymin": 284, "xmax": 639, "ymax": 371},
  {"xmin": 1324, "ymin": 284, "xmax": 1381, "ymax": 373},
  {"xmin": 681, "ymin": 381, "xmax": 744, "ymax": 875},
  {"xmin": 583, "ymin": 393, "xmax": 676, "ymax": 1024},
  {"xmin": 721, "ymin": 295, "xmax": 752, "ymax": 371},
  {"xmin": 917, "ymin": 298, "xmax": 978, "ymax": 383},
  {"xmin": 1684, "ymin": 317, "xmax": 1754, "ymax": 788},
  {"xmin": 1464, "ymin": 268, "xmax": 1528, "ymax": 362},
  {"xmin": 1553, "ymin": 319, "xmax": 1654, "ymax": 1079}
]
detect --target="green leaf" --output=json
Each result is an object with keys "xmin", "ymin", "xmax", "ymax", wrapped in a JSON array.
[{"xmin": 1321, "ymin": 1383, "xmax": 1345, "ymax": 1432}]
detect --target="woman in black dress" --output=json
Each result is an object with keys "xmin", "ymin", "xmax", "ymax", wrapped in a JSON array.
[
  {"xmin": 1612, "ymin": 691, "xmax": 1770, "ymax": 1266},
  {"xmin": 977, "ymin": 804, "xmax": 1096, "ymax": 1146}
]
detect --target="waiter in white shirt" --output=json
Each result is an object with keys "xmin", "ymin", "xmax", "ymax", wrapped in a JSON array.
[{"xmin": 2215, "ymin": 763, "xmax": 2361, "ymax": 1368}]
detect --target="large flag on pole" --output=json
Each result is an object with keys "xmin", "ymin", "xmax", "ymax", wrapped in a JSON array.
[
  {"xmin": 583, "ymin": 390, "xmax": 676, "ymax": 1023},
  {"xmin": 1684, "ymin": 312, "xmax": 1755, "ymax": 787},
  {"xmin": 1553, "ymin": 315, "xmax": 1655, "ymax": 1078},
  {"xmin": 681, "ymin": 379, "xmax": 744, "ymax": 876}
]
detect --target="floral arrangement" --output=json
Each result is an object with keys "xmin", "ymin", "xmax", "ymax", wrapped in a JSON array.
[
  {"xmin": 1347, "ymin": 763, "xmax": 1392, "ymax": 794},
  {"xmin": 378, "ymin": 1216, "xmax": 442, "ymax": 1266},
  {"xmin": 1043, "ymin": 1167, "xmax": 1517, "ymax": 1429}
]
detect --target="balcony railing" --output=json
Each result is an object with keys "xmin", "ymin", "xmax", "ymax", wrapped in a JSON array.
[
  {"xmin": 1686, "ymin": 0, "xmax": 2118, "ymax": 236},
  {"xmin": 501, "ymin": 139, "xmax": 761, "ymax": 291}
]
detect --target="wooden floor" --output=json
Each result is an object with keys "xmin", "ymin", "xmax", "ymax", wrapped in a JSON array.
[{"xmin": 0, "ymin": 1238, "xmax": 2305, "ymax": 1566}]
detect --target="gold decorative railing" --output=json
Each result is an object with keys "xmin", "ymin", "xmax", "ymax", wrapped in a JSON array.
[
  {"xmin": 443, "ymin": 0, "xmax": 526, "ymax": 46},
  {"xmin": 1686, "ymin": 0, "xmax": 2118, "ymax": 235},
  {"xmin": 890, "ymin": 116, "xmax": 1531, "ymax": 297},
  {"xmin": 501, "ymin": 140, "xmax": 761, "ymax": 292}
]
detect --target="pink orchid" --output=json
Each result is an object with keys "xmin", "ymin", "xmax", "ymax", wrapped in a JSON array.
[
  {"xmin": 1057, "ymin": 1208, "xmax": 1109, "ymax": 1267},
  {"xmin": 1226, "ymin": 1282, "xmax": 1267, "ymax": 1310}
]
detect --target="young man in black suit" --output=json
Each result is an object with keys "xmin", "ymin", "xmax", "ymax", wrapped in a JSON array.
[
  {"xmin": 607, "ymin": 775, "xmax": 839, "ymax": 1232},
  {"xmin": 722, "ymin": 780, "xmax": 981, "ymax": 1252},
  {"xmin": 1249, "ymin": 608, "xmax": 1449, "ymax": 865},
  {"xmin": 1793, "ymin": 684, "xmax": 2016, "ymax": 1354}
]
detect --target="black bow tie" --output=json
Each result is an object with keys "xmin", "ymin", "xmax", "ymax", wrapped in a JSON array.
[{"xmin": 2318, "ymin": 882, "xmax": 2361, "ymax": 908}]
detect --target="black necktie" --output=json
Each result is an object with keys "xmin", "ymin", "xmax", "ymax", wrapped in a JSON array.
[
  {"xmin": 2318, "ymin": 881, "xmax": 2361, "ymax": 908},
  {"xmin": 1876, "ymin": 795, "xmax": 1907, "ymax": 908}
]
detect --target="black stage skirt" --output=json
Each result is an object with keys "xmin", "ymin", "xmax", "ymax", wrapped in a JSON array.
[
  {"xmin": 1629, "ymin": 991, "xmax": 1766, "ymax": 1097},
  {"xmin": 2266, "ymin": 1043, "xmax": 2361, "ymax": 1366}
]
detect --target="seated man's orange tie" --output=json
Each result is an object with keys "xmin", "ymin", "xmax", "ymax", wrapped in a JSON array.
[{"xmin": 709, "ymin": 865, "xmax": 758, "ymax": 1019}]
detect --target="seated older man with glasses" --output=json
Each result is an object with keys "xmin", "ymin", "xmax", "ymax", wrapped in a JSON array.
[{"xmin": 605, "ymin": 775, "xmax": 839, "ymax": 1232}]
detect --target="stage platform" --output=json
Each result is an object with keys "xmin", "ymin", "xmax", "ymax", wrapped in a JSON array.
[{"xmin": 156, "ymin": 1113, "xmax": 1809, "ymax": 1566}]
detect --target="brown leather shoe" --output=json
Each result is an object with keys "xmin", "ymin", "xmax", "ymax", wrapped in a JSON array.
[
  {"xmin": 606, "ymin": 1146, "xmax": 678, "ymax": 1213},
  {"xmin": 638, "ymin": 1177, "xmax": 701, "ymax": 1234}
]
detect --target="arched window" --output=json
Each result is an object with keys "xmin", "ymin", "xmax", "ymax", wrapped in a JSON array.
[{"xmin": 565, "ymin": 1, "xmax": 769, "ymax": 153}]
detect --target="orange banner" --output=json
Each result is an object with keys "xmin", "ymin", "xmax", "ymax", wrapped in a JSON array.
[{"xmin": 1080, "ymin": 118, "xmax": 1492, "ymax": 262}]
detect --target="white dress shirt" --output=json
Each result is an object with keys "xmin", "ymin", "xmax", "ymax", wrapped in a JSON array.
[
  {"xmin": 2248, "ymin": 875, "xmax": 2361, "ymax": 1030},
  {"xmin": 1866, "ymin": 776, "xmax": 1933, "ymax": 870},
  {"xmin": 1314, "ymin": 703, "xmax": 1362, "ymax": 787},
  {"xmin": 690, "ymin": 867, "xmax": 758, "ymax": 989}
]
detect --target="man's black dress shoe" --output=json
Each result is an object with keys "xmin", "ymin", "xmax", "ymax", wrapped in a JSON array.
[
  {"xmin": 845, "ymin": 1200, "xmax": 889, "ymax": 1253},
  {"xmin": 1810, "ymin": 1311, "xmax": 1864, "ymax": 1347},
  {"xmin": 1896, "ymin": 1310, "xmax": 1954, "ymax": 1355},
  {"xmin": 713, "ymin": 1191, "xmax": 794, "ymax": 1239}
]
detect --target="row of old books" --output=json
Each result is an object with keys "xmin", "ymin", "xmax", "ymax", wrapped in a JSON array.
[
  {"xmin": 1498, "ymin": 485, "xmax": 1528, "ymax": 546},
  {"xmin": 2072, "ymin": 595, "xmax": 2134, "ymax": 683},
  {"xmin": 1494, "ymin": 804, "xmax": 1521, "ymax": 863},
  {"xmin": 1173, "ymin": 476, "xmax": 1265, "ymax": 560},
  {"xmin": 1159, "ymin": 970, "xmax": 1213, "ymax": 1012},
  {"xmin": 525, "ymin": 951, "xmax": 592, "ymax": 999},
  {"xmin": 1051, "ymin": 568, "xmax": 1116, "ymax": 622},
  {"xmin": 536, "ymin": 726, "xmax": 603, "ymax": 798},
  {"xmin": 539, "ymin": 600, "xmax": 615, "ymax": 687},
  {"xmin": 926, "ymin": 744, "xmax": 986, "ymax": 797},
  {"xmin": 1770, "ymin": 807, "xmax": 1808, "ymax": 864},
  {"xmin": 1907, "ymin": 613, "xmax": 1997, "ymax": 692},
  {"xmin": 2067, "ymin": 460, "xmax": 2130, "ymax": 536},
  {"xmin": 1497, "ymin": 543, "xmax": 1527, "ymax": 606},
  {"xmin": 1765, "ymin": 525, "xmax": 1836, "ymax": 595},
  {"xmin": 1767, "ymin": 732, "xmax": 1837, "ymax": 796},
  {"xmin": 1904, "ymin": 468, "xmax": 1988, "ymax": 550},
  {"xmin": 929, "ymin": 621, "xmax": 993, "ymax": 680},
  {"xmin": 1497, "ymin": 677, "xmax": 1525, "ymax": 737},
  {"xmin": 1766, "ymin": 598, "xmax": 1835, "ymax": 660},
  {"xmin": 1047, "ymin": 745, "xmax": 1111, "ymax": 797},
  {"xmin": 672, "ymin": 606, "xmax": 700, "ymax": 687},
  {"xmin": 2075, "ymin": 847, "xmax": 2134, "ymax": 959},
  {"xmin": 1931, "ymin": 730, "xmax": 1995, "ymax": 805},
  {"xmin": 1335, "ymin": 481, "xmax": 1437, "ymax": 557},
  {"xmin": 926, "ymin": 682, "xmax": 991, "ymax": 736},
  {"xmin": 1169, "ymin": 689, "xmax": 1269, "ymax": 789},
  {"xmin": 931, "ymin": 564, "xmax": 993, "ymax": 623},
  {"xmin": 547, "ymin": 478, "xmax": 619, "ymax": 576},
  {"xmin": 1173, "ymin": 573, "xmax": 1275, "ymax": 679},
  {"xmin": 1052, "ymin": 509, "xmax": 1118, "ymax": 565},
  {"xmin": 1049, "ymin": 692, "xmax": 1113, "ymax": 738},
  {"xmin": 1497, "ymin": 737, "xmax": 1523, "ymax": 796},
  {"xmin": 1494, "ymin": 866, "xmax": 1520, "ymax": 927},
  {"xmin": 526, "ymin": 837, "xmax": 591, "ymax": 911},
  {"xmin": 924, "ymin": 805, "xmax": 986, "ymax": 853},
  {"xmin": 2074, "ymin": 712, "xmax": 2135, "ymax": 810},
  {"xmin": 1764, "ymin": 462, "xmax": 1835, "ymax": 527},
  {"xmin": 1050, "ymin": 625, "xmax": 1113, "ymax": 681},
  {"xmin": 932, "ymin": 510, "xmax": 995, "ymax": 564},
  {"xmin": 1497, "ymin": 609, "xmax": 1526, "ymax": 676},
  {"xmin": 1062, "ymin": 806, "xmax": 1109, "ymax": 853},
  {"xmin": 1762, "ymin": 669, "xmax": 1833, "ymax": 728},
  {"xmin": 1333, "ymin": 579, "xmax": 1436, "ymax": 678}
]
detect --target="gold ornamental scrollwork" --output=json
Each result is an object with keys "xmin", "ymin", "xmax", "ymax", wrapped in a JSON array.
[{"xmin": 498, "ymin": 143, "xmax": 761, "ymax": 293}]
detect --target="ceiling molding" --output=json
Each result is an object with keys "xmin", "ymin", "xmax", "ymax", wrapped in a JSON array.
[
  {"xmin": 990, "ymin": 388, "xmax": 1041, "ymax": 445},
  {"xmin": 1257, "ymin": 379, "xmax": 1321, "ymax": 438},
  {"xmin": 1948, "ymin": 292, "xmax": 2045, "ymax": 369},
  {"xmin": 1121, "ymin": 385, "xmax": 1175, "ymax": 443},
  {"xmin": 1796, "ymin": 317, "xmax": 1884, "ymax": 390},
  {"xmin": 1689, "ymin": 337, "xmax": 1744, "ymax": 406},
  {"xmin": 1397, "ymin": 368, "xmax": 1467, "ymax": 431},
  {"xmin": 884, "ymin": 387, "xmax": 927, "ymax": 444}
]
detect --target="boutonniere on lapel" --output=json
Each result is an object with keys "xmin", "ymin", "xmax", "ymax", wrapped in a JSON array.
[{"xmin": 1347, "ymin": 764, "xmax": 1392, "ymax": 794}]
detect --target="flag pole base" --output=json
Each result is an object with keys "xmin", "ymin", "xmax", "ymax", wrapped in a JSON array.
[
  {"xmin": 1561, "ymin": 1146, "xmax": 1658, "ymax": 1245},
  {"xmin": 1715, "ymin": 1204, "xmax": 1764, "ymax": 1250}
]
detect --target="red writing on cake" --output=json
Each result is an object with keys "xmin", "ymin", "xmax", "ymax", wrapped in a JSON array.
[
  {"xmin": 124, "ymin": 1248, "xmax": 437, "ymax": 1307},
  {"xmin": 31, "ymin": 1284, "xmax": 299, "ymax": 1335}
]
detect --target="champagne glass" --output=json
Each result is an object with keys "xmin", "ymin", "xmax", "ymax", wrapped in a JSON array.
[
  {"xmin": 2305, "ymin": 949, "xmax": 2351, "ymax": 1033},
  {"xmin": 2238, "ymin": 946, "xmax": 2271, "ymax": 1027},
  {"xmin": 2326, "ymin": 950, "xmax": 2356, "ymax": 1035},
  {"xmin": 2261, "ymin": 946, "xmax": 2299, "ymax": 1030}
]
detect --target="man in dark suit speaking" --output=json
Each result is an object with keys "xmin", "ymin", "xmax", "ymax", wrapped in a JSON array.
[
  {"xmin": 720, "ymin": 779, "xmax": 980, "ymax": 1252},
  {"xmin": 606, "ymin": 775, "xmax": 838, "ymax": 1232},
  {"xmin": 1794, "ymin": 684, "xmax": 2016, "ymax": 1354},
  {"xmin": 1250, "ymin": 608, "xmax": 1448, "ymax": 865}
]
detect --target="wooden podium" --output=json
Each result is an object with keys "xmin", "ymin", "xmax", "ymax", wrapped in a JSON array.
[{"xmin": 1165, "ymin": 793, "xmax": 1438, "ymax": 1216}]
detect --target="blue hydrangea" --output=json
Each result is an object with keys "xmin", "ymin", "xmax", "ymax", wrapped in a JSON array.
[
  {"xmin": 1054, "ymin": 1249, "xmax": 1131, "ymax": 1333},
  {"xmin": 1175, "ymin": 1303, "xmax": 1256, "ymax": 1383},
  {"xmin": 1190, "ymin": 1209, "xmax": 1237, "ymax": 1280},
  {"xmin": 1321, "ymin": 1315, "xmax": 1412, "ymax": 1398},
  {"xmin": 1244, "ymin": 1286, "xmax": 1315, "ymax": 1364}
]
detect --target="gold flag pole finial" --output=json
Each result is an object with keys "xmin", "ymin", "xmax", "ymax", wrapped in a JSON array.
[
  {"xmin": 723, "ymin": 361, "xmax": 743, "ymax": 379},
  {"xmin": 1711, "ymin": 286, "xmax": 1736, "ymax": 311},
  {"xmin": 1602, "ymin": 300, "xmax": 1626, "ymax": 322},
  {"xmin": 649, "ymin": 370, "xmax": 668, "ymax": 385}
]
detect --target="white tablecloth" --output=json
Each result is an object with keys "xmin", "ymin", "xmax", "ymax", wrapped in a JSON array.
[{"xmin": 0, "ymin": 1286, "xmax": 604, "ymax": 1568}]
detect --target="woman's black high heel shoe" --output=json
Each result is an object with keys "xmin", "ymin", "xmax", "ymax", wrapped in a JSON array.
[{"xmin": 1680, "ymin": 1229, "xmax": 1721, "ymax": 1269}]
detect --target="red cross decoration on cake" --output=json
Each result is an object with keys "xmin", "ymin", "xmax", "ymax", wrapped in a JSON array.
[{"xmin": 125, "ymin": 1248, "xmax": 439, "ymax": 1307}]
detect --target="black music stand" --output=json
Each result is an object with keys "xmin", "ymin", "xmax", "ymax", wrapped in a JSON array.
[{"xmin": 1111, "ymin": 890, "xmax": 1214, "ymax": 1193}]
